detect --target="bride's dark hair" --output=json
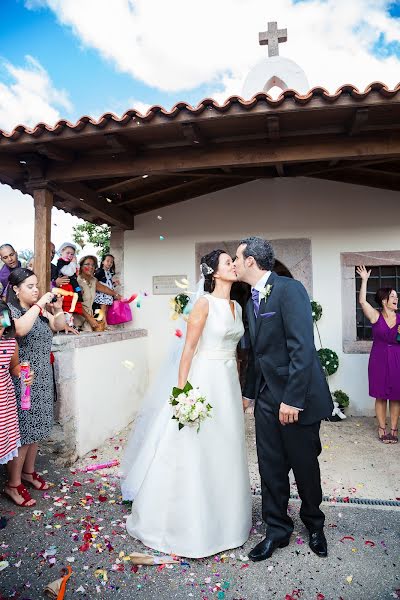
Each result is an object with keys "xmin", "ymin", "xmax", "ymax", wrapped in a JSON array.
[{"xmin": 200, "ymin": 249, "xmax": 226, "ymax": 293}]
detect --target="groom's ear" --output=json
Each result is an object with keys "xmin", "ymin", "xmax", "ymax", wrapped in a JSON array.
[{"xmin": 246, "ymin": 256, "xmax": 255, "ymax": 267}]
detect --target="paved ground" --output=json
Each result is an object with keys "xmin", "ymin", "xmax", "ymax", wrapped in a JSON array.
[{"xmin": 0, "ymin": 416, "xmax": 399, "ymax": 599}]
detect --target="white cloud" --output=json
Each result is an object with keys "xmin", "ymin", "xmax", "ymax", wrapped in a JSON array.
[
  {"xmin": 0, "ymin": 185, "xmax": 82, "ymax": 254},
  {"xmin": 25, "ymin": 0, "xmax": 400, "ymax": 103},
  {"xmin": 0, "ymin": 55, "xmax": 72, "ymax": 133}
]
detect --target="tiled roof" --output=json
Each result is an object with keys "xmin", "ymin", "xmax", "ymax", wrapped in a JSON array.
[{"xmin": 1, "ymin": 81, "xmax": 399, "ymax": 141}]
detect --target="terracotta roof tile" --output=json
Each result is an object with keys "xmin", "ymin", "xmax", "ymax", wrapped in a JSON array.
[{"xmin": 1, "ymin": 81, "xmax": 399, "ymax": 141}]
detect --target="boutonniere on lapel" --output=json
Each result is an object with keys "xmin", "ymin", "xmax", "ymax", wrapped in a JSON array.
[{"xmin": 259, "ymin": 284, "xmax": 273, "ymax": 302}]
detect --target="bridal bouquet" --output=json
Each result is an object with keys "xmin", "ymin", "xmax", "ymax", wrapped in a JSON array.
[{"xmin": 169, "ymin": 381, "xmax": 212, "ymax": 432}]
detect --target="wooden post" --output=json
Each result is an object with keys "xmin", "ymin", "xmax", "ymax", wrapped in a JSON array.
[
  {"xmin": 33, "ymin": 188, "xmax": 53, "ymax": 295},
  {"xmin": 110, "ymin": 227, "xmax": 125, "ymax": 294}
]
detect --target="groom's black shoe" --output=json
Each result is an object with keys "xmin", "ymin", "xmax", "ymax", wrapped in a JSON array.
[
  {"xmin": 248, "ymin": 535, "xmax": 291, "ymax": 562},
  {"xmin": 309, "ymin": 530, "xmax": 328, "ymax": 557}
]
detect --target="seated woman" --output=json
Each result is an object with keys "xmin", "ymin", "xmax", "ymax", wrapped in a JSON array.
[{"xmin": 73, "ymin": 255, "xmax": 121, "ymax": 332}]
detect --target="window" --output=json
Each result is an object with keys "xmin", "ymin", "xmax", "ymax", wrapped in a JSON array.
[{"xmin": 355, "ymin": 265, "xmax": 400, "ymax": 341}]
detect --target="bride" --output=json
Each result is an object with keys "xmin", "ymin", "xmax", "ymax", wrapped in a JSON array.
[{"xmin": 121, "ymin": 249, "xmax": 252, "ymax": 558}]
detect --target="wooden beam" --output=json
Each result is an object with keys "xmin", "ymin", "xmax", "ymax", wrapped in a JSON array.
[
  {"xmin": 104, "ymin": 133, "xmax": 134, "ymax": 153},
  {"xmin": 47, "ymin": 133, "xmax": 400, "ymax": 182},
  {"xmin": 348, "ymin": 108, "xmax": 369, "ymax": 136},
  {"xmin": 55, "ymin": 182, "xmax": 135, "ymax": 229},
  {"xmin": 96, "ymin": 175, "xmax": 151, "ymax": 193},
  {"xmin": 119, "ymin": 178, "xmax": 210, "ymax": 207},
  {"xmin": 288, "ymin": 157, "xmax": 398, "ymax": 178},
  {"xmin": 267, "ymin": 116, "xmax": 280, "ymax": 141},
  {"xmin": 353, "ymin": 166, "xmax": 400, "ymax": 177},
  {"xmin": 132, "ymin": 178, "xmax": 247, "ymax": 215},
  {"xmin": 37, "ymin": 143, "xmax": 74, "ymax": 162},
  {"xmin": 181, "ymin": 123, "xmax": 205, "ymax": 145},
  {"xmin": 311, "ymin": 169, "xmax": 400, "ymax": 192},
  {"xmin": 33, "ymin": 188, "xmax": 52, "ymax": 295},
  {"xmin": 0, "ymin": 156, "xmax": 24, "ymax": 178}
]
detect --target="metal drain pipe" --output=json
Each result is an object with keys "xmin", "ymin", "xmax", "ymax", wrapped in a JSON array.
[{"xmin": 252, "ymin": 490, "xmax": 400, "ymax": 507}]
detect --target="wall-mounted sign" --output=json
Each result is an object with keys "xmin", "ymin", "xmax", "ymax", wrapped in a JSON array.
[{"xmin": 152, "ymin": 275, "xmax": 188, "ymax": 295}]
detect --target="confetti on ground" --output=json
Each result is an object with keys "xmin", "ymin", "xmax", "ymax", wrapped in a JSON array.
[{"xmin": 159, "ymin": 235, "xmax": 165, "ymax": 241}]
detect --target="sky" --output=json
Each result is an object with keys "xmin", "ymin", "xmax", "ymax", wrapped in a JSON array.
[{"xmin": 0, "ymin": 0, "xmax": 399, "ymax": 255}]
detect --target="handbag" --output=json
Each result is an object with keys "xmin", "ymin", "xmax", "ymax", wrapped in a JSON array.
[{"xmin": 107, "ymin": 300, "xmax": 133, "ymax": 325}]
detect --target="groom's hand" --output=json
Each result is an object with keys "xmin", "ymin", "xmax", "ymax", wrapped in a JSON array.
[{"xmin": 279, "ymin": 403, "xmax": 299, "ymax": 425}]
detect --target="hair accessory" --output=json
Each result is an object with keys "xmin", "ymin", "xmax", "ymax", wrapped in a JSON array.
[
  {"xmin": 200, "ymin": 262, "xmax": 214, "ymax": 276},
  {"xmin": 57, "ymin": 242, "xmax": 78, "ymax": 255}
]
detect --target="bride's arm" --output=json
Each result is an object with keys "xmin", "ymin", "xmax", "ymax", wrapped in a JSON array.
[{"xmin": 177, "ymin": 297, "xmax": 209, "ymax": 388}]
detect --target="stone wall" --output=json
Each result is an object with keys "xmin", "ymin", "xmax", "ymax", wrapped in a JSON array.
[{"xmin": 48, "ymin": 328, "xmax": 148, "ymax": 465}]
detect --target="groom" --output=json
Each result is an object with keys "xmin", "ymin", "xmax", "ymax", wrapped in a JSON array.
[{"xmin": 234, "ymin": 237, "xmax": 333, "ymax": 561}]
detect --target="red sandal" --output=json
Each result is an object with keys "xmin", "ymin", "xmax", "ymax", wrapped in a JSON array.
[
  {"xmin": 4, "ymin": 483, "xmax": 36, "ymax": 507},
  {"xmin": 378, "ymin": 426, "xmax": 390, "ymax": 443},
  {"xmin": 21, "ymin": 471, "xmax": 50, "ymax": 491},
  {"xmin": 388, "ymin": 428, "xmax": 398, "ymax": 444}
]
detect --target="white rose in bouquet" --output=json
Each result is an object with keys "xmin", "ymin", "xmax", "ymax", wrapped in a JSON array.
[{"xmin": 169, "ymin": 381, "xmax": 212, "ymax": 432}]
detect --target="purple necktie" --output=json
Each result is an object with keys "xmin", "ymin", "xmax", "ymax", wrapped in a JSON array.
[{"xmin": 251, "ymin": 288, "xmax": 260, "ymax": 317}]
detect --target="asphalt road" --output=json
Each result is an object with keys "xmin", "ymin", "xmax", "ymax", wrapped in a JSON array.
[{"xmin": 0, "ymin": 451, "xmax": 399, "ymax": 600}]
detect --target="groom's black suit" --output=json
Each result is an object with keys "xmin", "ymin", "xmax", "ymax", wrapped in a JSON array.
[{"xmin": 244, "ymin": 272, "xmax": 333, "ymax": 541}]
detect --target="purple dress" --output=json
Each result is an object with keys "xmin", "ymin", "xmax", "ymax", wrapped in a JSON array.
[{"xmin": 368, "ymin": 313, "xmax": 400, "ymax": 400}]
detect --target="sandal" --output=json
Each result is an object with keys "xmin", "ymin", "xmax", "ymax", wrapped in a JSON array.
[
  {"xmin": 21, "ymin": 471, "xmax": 50, "ymax": 491},
  {"xmin": 4, "ymin": 483, "xmax": 36, "ymax": 507},
  {"xmin": 378, "ymin": 426, "xmax": 390, "ymax": 444},
  {"xmin": 388, "ymin": 428, "xmax": 398, "ymax": 444}
]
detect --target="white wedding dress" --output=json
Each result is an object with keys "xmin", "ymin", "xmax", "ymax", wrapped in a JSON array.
[{"xmin": 124, "ymin": 294, "xmax": 252, "ymax": 558}]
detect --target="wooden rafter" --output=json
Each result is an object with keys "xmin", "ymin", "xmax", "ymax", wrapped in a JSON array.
[
  {"xmin": 37, "ymin": 143, "xmax": 74, "ymax": 162},
  {"xmin": 55, "ymin": 182, "xmax": 135, "ymax": 228},
  {"xmin": 118, "ymin": 177, "xmax": 212, "ymax": 207},
  {"xmin": 131, "ymin": 178, "xmax": 244, "ymax": 215}
]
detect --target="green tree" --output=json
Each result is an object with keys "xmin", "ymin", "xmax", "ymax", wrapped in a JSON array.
[
  {"xmin": 72, "ymin": 222, "xmax": 111, "ymax": 256},
  {"xmin": 18, "ymin": 248, "xmax": 34, "ymax": 266}
]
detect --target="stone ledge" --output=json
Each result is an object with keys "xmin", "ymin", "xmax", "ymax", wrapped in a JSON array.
[
  {"xmin": 51, "ymin": 327, "xmax": 147, "ymax": 351},
  {"xmin": 343, "ymin": 340, "xmax": 372, "ymax": 354}
]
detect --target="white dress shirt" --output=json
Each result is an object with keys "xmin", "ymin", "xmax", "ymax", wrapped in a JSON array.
[{"xmin": 252, "ymin": 271, "xmax": 272, "ymax": 304}]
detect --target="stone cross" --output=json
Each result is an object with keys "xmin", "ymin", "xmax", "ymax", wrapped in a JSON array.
[{"xmin": 259, "ymin": 21, "xmax": 287, "ymax": 57}]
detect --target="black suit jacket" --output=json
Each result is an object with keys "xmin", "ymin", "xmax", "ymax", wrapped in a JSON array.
[{"xmin": 243, "ymin": 272, "xmax": 333, "ymax": 425}]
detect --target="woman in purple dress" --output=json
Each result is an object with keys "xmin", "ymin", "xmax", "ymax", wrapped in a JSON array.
[{"xmin": 357, "ymin": 266, "xmax": 400, "ymax": 443}]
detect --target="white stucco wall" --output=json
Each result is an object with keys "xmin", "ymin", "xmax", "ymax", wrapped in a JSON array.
[
  {"xmin": 123, "ymin": 177, "xmax": 400, "ymax": 416},
  {"xmin": 53, "ymin": 332, "xmax": 148, "ymax": 460}
]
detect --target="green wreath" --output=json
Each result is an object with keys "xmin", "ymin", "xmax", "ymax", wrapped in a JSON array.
[
  {"xmin": 311, "ymin": 300, "xmax": 323, "ymax": 323},
  {"xmin": 317, "ymin": 348, "xmax": 339, "ymax": 376}
]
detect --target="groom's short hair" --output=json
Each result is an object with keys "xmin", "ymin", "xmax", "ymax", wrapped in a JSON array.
[{"xmin": 240, "ymin": 237, "xmax": 275, "ymax": 271}]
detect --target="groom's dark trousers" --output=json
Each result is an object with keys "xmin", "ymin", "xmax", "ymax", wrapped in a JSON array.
[
  {"xmin": 244, "ymin": 272, "xmax": 333, "ymax": 541},
  {"xmin": 255, "ymin": 386, "xmax": 324, "ymax": 539}
]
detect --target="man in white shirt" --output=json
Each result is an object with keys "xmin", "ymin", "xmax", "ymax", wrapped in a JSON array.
[{"xmin": 234, "ymin": 237, "xmax": 333, "ymax": 562}]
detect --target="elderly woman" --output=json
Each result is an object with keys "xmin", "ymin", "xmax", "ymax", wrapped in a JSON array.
[
  {"xmin": 74, "ymin": 255, "xmax": 121, "ymax": 332},
  {"xmin": 357, "ymin": 266, "xmax": 400, "ymax": 444},
  {"xmin": 5, "ymin": 268, "xmax": 68, "ymax": 506}
]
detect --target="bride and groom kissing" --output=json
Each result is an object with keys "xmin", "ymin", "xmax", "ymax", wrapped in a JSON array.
[{"xmin": 121, "ymin": 236, "xmax": 333, "ymax": 561}]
